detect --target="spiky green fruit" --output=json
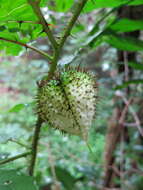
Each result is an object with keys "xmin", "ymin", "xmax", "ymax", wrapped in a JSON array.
[{"xmin": 36, "ymin": 69, "xmax": 98, "ymax": 140}]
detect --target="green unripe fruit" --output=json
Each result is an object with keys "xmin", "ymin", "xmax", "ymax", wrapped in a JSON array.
[{"xmin": 36, "ymin": 69, "xmax": 98, "ymax": 140}]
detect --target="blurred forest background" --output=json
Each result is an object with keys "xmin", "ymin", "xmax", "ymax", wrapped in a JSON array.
[{"xmin": 0, "ymin": 0, "xmax": 143, "ymax": 190}]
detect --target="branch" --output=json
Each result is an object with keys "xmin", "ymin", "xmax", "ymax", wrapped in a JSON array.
[
  {"xmin": 0, "ymin": 37, "xmax": 52, "ymax": 61},
  {"xmin": 28, "ymin": 117, "xmax": 43, "ymax": 176},
  {"xmin": 8, "ymin": 138, "xmax": 30, "ymax": 149},
  {"xmin": 59, "ymin": 0, "xmax": 88, "ymax": 48},
  {"xmin": 27, "ymin": 0, "xmax": 58, "ymax": 50},
  {"xmin": 0, "ymin": 152, "xmax": 31, "ymax": 165}
]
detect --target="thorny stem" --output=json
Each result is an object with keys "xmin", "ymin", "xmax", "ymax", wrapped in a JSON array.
[
  {"xmin": 0, "ymin": 152, "xmax": 31, "ymax": 165},
  {"xmin": 28, "ymin": 117, "xmax": 43, "ymax": 176},
  {"xmin": 22, "ymin": 0, "xmax": 88, "ymax": 176}
]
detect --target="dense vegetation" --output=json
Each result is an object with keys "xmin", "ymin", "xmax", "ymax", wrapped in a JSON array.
[{"xmin": 0, "ymin": 0, "xmax": 143, "ymax": 189}]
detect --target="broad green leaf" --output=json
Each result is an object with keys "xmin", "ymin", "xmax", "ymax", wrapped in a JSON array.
[
  {"xmin": 0, "ymin": 0, "xmax": 42, "ymax": 55},
  {"xmin": 8, "ymin": 104, "xmax": 27, "ymax": 113},
  {"xmin": 0, "ymin": 0, "xmax": 37, "ymax": 22},
  {"xmin": 115, "ymin": 79, "xmax": 143, "ymax": 89},
  {"xmin": 110, "ymin": 18, "xmax": 143, "ymax": 32},
  {"xmin": 104, "ymin": 32, "xmax": 143, "ymax": 51},
  {"xmin": 0, "ymin": 170, "xmax": 37, "ymax": 190}
]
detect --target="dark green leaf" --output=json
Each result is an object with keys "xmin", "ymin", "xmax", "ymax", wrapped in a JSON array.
[
  {"xmin": 0, "ymin": 25, "xmax": 6, "ymax": 32},
  {"xmin": 128, "ymin": 62, "xmax": 143, "ymax": 70},
  {"xmin": 50, "ymin": 167, "xmax": 76, "ymax": 190},
  {"xmin": 0, "ymin": 170, "xmax": 38, "ymax": 190},
  {"xmin": 83, "ymin": 0, "xmax": 143, "ymax": 12}
]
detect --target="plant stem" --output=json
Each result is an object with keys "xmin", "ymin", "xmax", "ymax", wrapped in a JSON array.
[
  {"xmin": 28, "ymin": 0, "xmax": 89, "ymax": 176},
  {"xmin": 28, "ymin": 0, "xmax": 58, "ymax": 50},
  {"xmin": 28, "ymin": 117, "xmax": 43, "ymax": 176},
  {"xmin": 0, "ymin": 37, "xmax": 52, "ymax": 62},
  {"xmin": 8, "ymin": 138, "xmax": 30, "ymax": 149},
  {"xmin": 0, "ymin": 152, "xmax": 31, "ymax": 165},
  {"xmin": 59, "ymin": 0, "xmax": 88, "ymax": 49}
]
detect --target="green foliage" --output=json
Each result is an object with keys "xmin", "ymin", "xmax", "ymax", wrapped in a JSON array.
[
  {"xmin": 109, "ymin": 18, "xmax": 143, "ymax": 32},
  {"xmin": 0, "ymin": 170, "xmax": 37, "ymax": 190},
  {"xmin": 49, "ymin": 166, "xmax": 76, "ymax": 190},
  {"xmin": 83, "ymin": 0, "xmax": 143, "ymax": 12}
]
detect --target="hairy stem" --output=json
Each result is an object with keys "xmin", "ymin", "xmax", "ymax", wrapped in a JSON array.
[
  {"xmin": 28, "ymin": 117, "xmax": 43, "ymax": 176},
  {"xmin": 0, "ymin": 152, "xmax": 31, "ymax": 165},
  {"xmin": 0, "ymin": 37, "xmax": 52, "ymax": 61}
]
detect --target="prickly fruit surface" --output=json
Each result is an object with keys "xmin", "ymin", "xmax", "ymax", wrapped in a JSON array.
[{"xmin": 36, "ymin": 69, "xmax": 98, "ymax": 140}]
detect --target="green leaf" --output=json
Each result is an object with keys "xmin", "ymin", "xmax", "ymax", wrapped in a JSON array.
[
  {"xmin": 0, "ymin": 0, "xmax": 37, "ymax": 22},
  {"xmin": 128, "ymin": 62, "xmax": 143, "ymax": 70},
  {"xmin": 114, "ymin": 79, "xmax": 143, "ymax": 89},
  {"xmin": 0, "ymin": 170, "xmax": 38, "ymax": 190},
  {"xmin": 129, "ymin": 0, "xmax": 143, "ymax": 5},
  {"xmin": 0, "ymin": 0, "xmax": 42, "ymax": 55},
  {"xmin": 49, "ymin": 167, "xmax": 76, "ymax": 190},
  {"xmin": 104, "ymin": 32, "xmax": 143, "ymax": 51},
  {"xmin": 83, "ymin": 0, "xmax": 143, "ymax": 12},
  {"xmin": 8, "ymin": 104, "xmax": 26, "ymax": 113},
  {"xmin": 110, "ymin": 18, "xmax": 143, "ymax": 32}
]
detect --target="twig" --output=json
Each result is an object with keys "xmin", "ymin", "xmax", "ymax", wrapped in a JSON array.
[
  {"xmin": 8, "ymin": 138, "xmax": 30, "ymax": 149},
  {"xmin": 0, "ymin": 37, "xmax": 52, "ymax": 61},
  {"xmin": 28, "ymin": 117, "xmax": 43, "ymax": 176},
  {"xmin": 103, "ymin": 98, "xmax": 132, "ymax": 187},
  {"xmin": 46, "ymin": 142, "xmax": 61, "ymax": 189},
  {"xmin": 0, "ymin": 152, "xmax": 31, "ymax": 165},
  {"xmin": 125, "ymin": 98, "xmax": 143, "ymax": 137},
  {"xmin": 118, "ymin": 98, "xmax": 132, "ymax": 125},
  {"xmin": 28, "ymin": 0, "xmax": 58, "ymax": 50},
  {"xmin": 59, "ymin": 0, "xmax": 88, "ymax": 48},
  {"xmin": 88, "ymin": 7, "xmax": 118, "ymax": 36},
  {"xmin": 116, "ymin": 91, "xmax": 143, "ymax": 137}
]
